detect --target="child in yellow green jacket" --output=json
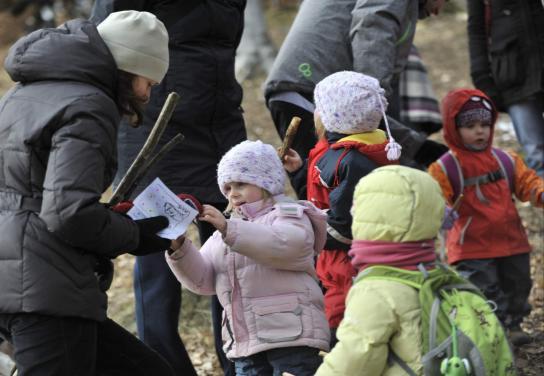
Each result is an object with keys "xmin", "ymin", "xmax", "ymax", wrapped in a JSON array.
[{"xmin": 316, "ymin": 165, "xmax": 514, "ymax": 376}]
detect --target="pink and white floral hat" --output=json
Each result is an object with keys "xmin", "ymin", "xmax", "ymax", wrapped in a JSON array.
[
  {"xmin": 217, "ymin": 140, "xmax": 286, "ymax": 197},
  {"xmin": 314, "ymin": 71, "xmax": 401, "ymax": 160}
]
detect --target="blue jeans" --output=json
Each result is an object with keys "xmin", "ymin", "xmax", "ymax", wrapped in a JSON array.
[
  {"xmin": 233, "ymin": 346, "xmax": 322, "ymax": 376},
  {"xmin": 507, "ymin": 94, "xmax": 544, "ymax": 177},
  {"xmin": 134, "ymin": 253, "xmax": 197, "ymax": 376}
]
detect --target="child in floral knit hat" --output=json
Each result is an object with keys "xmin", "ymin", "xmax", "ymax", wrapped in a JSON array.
[
  {"xmin": 283, "ymin": 71, "xmax": 400, "ymax": 345},
  {"xmin": 166, "ymin": 140, "xmax": 330, "ymax": 375}
]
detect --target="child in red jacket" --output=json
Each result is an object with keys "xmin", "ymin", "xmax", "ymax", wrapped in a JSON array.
[
  {"xmin": 429, "ymin": 88, "xmax": 544, "ymax": 346},
  {"xmin": 283, "ymin": 71, "xmax": 400, "ymax": 345}
]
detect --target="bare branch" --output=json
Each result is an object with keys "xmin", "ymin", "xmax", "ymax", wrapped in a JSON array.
[
  {"xmin": 123, "ymin": 133, "xmax": 185, "ymax": 200},
  {"xmin": 109, "ymin": 92, "xmax": 180, "ymax": 205}
]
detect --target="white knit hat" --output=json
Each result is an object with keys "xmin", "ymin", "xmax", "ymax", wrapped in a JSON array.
[
  {"xmin": 217, "ymin": 140, "xmax": 286, "ymax": 197},
  {"xmin": 314, "ymin": 71, "xmax": 401, "ymax": 160},
  {"xmin": 97, "ymin": 11, "xmax": 169, "ymax": 83},
  {"xmin": 315, "ymin": 71, "xmax": 386, "ymax": 134}
]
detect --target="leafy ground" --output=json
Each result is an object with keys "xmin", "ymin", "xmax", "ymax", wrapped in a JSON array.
[{"xmin": 0, "ymin": 2, "xmax": 543, "ymax": 375}]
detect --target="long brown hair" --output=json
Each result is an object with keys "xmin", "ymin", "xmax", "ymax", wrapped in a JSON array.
[{"xmin": 116, "ymin": 70, "xmax": 145, "ymax": 126}]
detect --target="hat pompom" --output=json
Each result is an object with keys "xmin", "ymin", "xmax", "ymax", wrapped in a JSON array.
[{"xmin": 386, "ymin": 139, "xmax": 402, "ymax": 161}]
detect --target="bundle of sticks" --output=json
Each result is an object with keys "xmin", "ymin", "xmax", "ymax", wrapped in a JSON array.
[{"xmin": 108, "ymin": 92, "xmax": 184, "ymax": 206}]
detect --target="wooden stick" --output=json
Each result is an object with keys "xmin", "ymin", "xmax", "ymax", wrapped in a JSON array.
[
  {"xmin": 123, "ymin": 133, "xmax": 185, "ymax": 200},
  {"xmin": 109, "ymin": 92, "xmax": 180, "ymax": 205},
  {"xmin": 278, "ymin": 116, "xmax": 301, "ymax": 160}
]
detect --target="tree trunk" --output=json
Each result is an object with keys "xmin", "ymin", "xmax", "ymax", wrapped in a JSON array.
[{"xmin": 235, "ymin": 0, "xmax": 277, "ymax": 82}]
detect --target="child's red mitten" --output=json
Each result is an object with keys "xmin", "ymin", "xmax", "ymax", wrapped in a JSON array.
[
  {"xmin": 110, "ymin": 201, "xmax": 134, "ymax": 214},
  {"xmin": 177, "ymin": 193, "xmax": 203, "ymax": 214}
]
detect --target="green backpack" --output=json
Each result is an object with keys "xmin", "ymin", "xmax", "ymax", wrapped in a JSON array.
[{"xmin": 355, "ymin": 265, "xmax": 516, "ymax": 376}]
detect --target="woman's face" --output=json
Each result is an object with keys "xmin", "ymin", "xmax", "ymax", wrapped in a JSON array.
[{"xmin": 132, "ymin": 76, "xmax": 157, "ymax": 104}]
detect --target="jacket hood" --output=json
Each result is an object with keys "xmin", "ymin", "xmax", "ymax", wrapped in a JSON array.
[
  {"xmin": 5, "ymin": 19, "xmax": 117, "ymax": 98},
  {"xmin": 331, "ymin": 131, "xmax": 397, "ymax": 166},
  {"xmin": 441, "ymin": 88, "xmax": 498, "ymax": 153},
  {"xmin": 351, "ymin": 165, "xmax": 444, "ymax": 242}
]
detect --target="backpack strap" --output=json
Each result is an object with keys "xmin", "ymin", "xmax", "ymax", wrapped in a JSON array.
[
  {"xmin": 439, "ymin": 149, "xmax": 515, "ymax": 204},
  {"xmin": 437, "ymin": 151, "xmax": 464, "ymax": 203},
  {"xmin": 491, "ymin": 148, "xmax": 515, "ymax": 193},
  {"xmin": 463, "ymin": 149, "xmax": 515, "ymax": 202},
  {"xmin": 333, "ymin": 147, "xmax": 352, "ymax": 187},
  {"xmin": 428, "ymin": 291, "xmax": 449, "ymax": 353},
  {"xmin": 387, "ymin": 345, "xmax": 417, "ymax": 376}
]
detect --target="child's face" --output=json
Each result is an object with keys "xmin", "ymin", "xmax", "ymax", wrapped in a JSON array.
[
  {"xmin": 224, "ymin": 182, "xmax": 263, "ymax": 208},
  {"xmin": 458, "ymin": 120, "xmax": 491, "ymax": 151},
  {"xmin": 314, "ymin": 112, "xmax": 327, "ymax": 140}
]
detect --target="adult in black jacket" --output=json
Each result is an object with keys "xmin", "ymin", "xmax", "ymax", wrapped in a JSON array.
[
  {"xmin": 467, "ymin": 0, "xmax": 544, "ymax": 176},
  {"xmin": 0, "ymin": 11, "xmax": 175, "ymax": 375},
  {"xmin": 91, "ymin": 1, "xmax": 247, "ymax": 375}
]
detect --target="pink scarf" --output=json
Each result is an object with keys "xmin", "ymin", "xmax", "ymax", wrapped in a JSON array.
[{"xmin": 348, "ymin": 239, "xmax": 436, "ymax": 272}]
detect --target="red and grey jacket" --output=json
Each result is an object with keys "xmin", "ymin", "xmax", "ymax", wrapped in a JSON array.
[
  {"xmin": 307, "ymin": 130, "xmax": 397, "ymax": 251},
  {"xmin": 429, "ymin": 88, "xmax": 543, "ymax": 264}
]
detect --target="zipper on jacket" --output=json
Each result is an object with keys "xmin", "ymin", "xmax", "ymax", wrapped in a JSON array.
[
  {"xmin": 458, "ymin": 216, "xmax": 473, "ymax": 245},
  {"xmin": 223, "ymin": 313, "xmax": 235, "ymax": 353}
]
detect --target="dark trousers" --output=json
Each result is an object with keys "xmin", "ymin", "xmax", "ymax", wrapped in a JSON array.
[
  {"xmin": 233, "ymin": 346, "xmax": 322, "ymax": 376},
  {"xmin": 0, "ymin": 314, "xmax": 173, "ymax": 376},
  {"xmin": 134, "ymin": 253, "xmax": 197, "ymax": 376},
  {"xmin": 134, "ymin": 203, "xmax": 234, "ymax": 376},
  {"xmin": 455, "ymin": 253, "xmax": 532, "ymax": 328},
  {"xmin": 387, "ymin": 76, "xmax": 402, "ymax": 122}
]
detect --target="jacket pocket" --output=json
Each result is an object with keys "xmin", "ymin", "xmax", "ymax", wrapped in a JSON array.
[
  {"xmin": 490, "ymin": 35, "xmax": 523, "ymax": 89},
  {"xmin": 251, "ymin": 294, "xmax": 303, "ymax": 343}
]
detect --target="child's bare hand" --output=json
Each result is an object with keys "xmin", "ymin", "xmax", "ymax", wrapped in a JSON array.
[
  {"xmin": 282, "ymin": 148, "xmax": 303, "ymax": 173},
  {"xmin": 170, "ymin": 235, "xmax": 185, "ymax": 251},
  {"xmin": 199, "ymin": 205, "xmax": 227, "ymax": 235}
]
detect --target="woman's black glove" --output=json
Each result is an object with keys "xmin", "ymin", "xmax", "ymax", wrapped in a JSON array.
[
  {"xmin": 131, "ymin": 216, "xmax": 171, "ymax": 256},
  {"xmin": 95, "ymin": 257, "xmax": 114, "ymax": 292},
  {"xmin": 414, "ymin": 139, "xmax": 449, "ymax": 167}
]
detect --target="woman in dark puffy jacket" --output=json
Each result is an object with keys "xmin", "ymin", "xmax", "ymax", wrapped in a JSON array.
[
  {"xmin": 467, "ymin": 0, "xmax": 544, "ymax": 177},
  {"xmin": 0, "ymin": 11, "xmax": 176, "ymax": 375}
]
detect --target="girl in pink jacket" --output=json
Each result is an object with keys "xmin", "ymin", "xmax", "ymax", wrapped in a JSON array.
[{"xmin": 166, "ymin": 140, "xmax": 330, "ymax": 375}]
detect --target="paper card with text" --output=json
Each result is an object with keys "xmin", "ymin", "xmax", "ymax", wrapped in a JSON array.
[{"xmin": 127, "ymin": 178, "xmax": 198, "ymax": 239}]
